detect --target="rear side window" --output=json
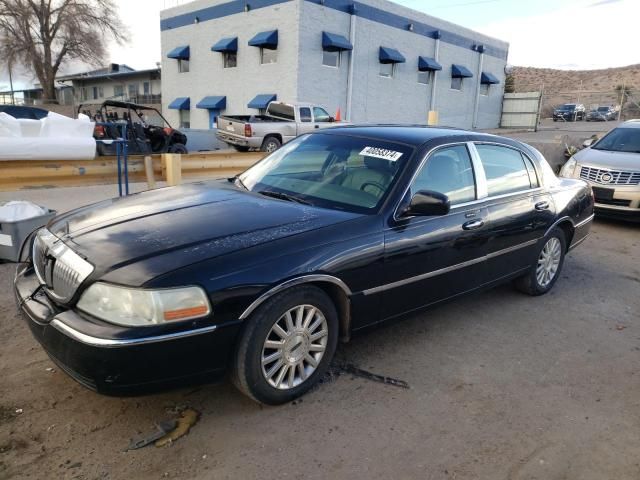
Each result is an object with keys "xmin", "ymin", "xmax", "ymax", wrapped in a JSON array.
[
  {"xmin": 411, "ymin": 145, "xmax": 476, "ymax": 205},
  {"xmin": 299, "ymin": 107, "xmax": 312, "ymax": 123},
  {"xmin": 475, "ymin": 144, "xmax": 532, "ymax": 196}
]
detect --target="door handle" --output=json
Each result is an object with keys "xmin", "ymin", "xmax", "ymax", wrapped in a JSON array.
[
  {"xmin": 462, "ymin": 219, "xmax": 484, "ymax": 230},
  {"xmin": 314, "ymin": 125, "xmax": 320, "ymax": 129},
  {"xmin": 535, "ymin": 201, "xmax": 550, "ymax": 211}
]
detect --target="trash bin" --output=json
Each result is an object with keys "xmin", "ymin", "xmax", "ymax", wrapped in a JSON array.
[{"xmin": 0, "ymin": 208, "xmax": 56, "ymax": 262}]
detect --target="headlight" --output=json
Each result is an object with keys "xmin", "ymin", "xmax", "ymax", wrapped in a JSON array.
[
  {"xmin": 559, "ymin": 158, "xmax": 578, "ymax": 178},
  {"xmin": 77, "ymin": 283, "xmax": 211, "ymax": 327}
]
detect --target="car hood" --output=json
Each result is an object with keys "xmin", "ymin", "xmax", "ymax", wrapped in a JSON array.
[
  {"xmin": 574, "ymin": 148, "xmax": 640, "ymax": 171},
  {"xmin": 48, "ymin": 181, "xmax": 359, "ymax": 279}
]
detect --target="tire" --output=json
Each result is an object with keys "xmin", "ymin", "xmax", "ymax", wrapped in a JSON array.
[
  {"xmin": 261, "ymin": 136, "xmax": 282, "ymax": 153},
  {"xmin": 168, "ymin": 143, "xmax": 188, "ymax": 154},
  {"xmin": 231, "ymin": 285, "xmax": 339, "ymax": 405},
  {"xmin": 233, "ymin": 145, "xmax": 250, "ymax": 152},
  {"xmin": 514, "ymin": 228, "xmax": 566, "ymax": 296}
]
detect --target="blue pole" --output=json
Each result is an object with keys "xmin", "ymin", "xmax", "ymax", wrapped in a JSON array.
[
  {"xmin": 123, "ymin": 125, "xmax": 129, "ymax": 195},
  {"xmin": 116, "ymin": 141, "xmax": 123, "ymax": 197}
]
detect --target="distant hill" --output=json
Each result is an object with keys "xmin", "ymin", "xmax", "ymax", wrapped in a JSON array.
[
  {"xmin": 511, "ymin": 64, "xmax": 640, "ymax": 117},
  {"xmin": 511, "ymin": 64, "xmax": 640, "ymax": 93}
]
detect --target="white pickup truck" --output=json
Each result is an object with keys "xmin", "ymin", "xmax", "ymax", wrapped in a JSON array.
[{"xmin": 216, "ymin": 102, "xmax": 341, "ymax": 152}]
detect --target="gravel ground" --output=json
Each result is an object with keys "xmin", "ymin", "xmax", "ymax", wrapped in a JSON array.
[{"xmin": 1, "ymin": 187, "xmax": 639, "ymax": 480}]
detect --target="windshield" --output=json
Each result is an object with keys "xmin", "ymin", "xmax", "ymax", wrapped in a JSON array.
[
  {"xmin": 239, "ymin": 133, "xmax": 413, "ymax": 213},
  {"xmin": 597, "ymin": 107, "xmax": 610, "ymax": 112},
  {"xmin": 557, "ymin": 104, "xmax": 575, "ymax": 111},
  {"xmin": 592, "ymin": 127, "xmax": 640, "ymax": 153}
]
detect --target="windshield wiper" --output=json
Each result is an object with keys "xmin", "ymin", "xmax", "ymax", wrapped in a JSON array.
[{"xmin": 258, "ymin": 190, "xmax": 312, "ymax": 205}]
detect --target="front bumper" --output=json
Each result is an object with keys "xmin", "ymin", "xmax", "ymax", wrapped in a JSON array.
[{"xmin": 15, "ymin": 266, "xmax": 240, "ymax": 394}]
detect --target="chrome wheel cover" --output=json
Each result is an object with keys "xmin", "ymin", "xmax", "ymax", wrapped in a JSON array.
[
  {"xmin": 261, "ymin": 305, "xmax": 328, "ymax": 390},
  {"xmin": 265, "ymin": 141, "xmax": 278, "ymax": 153},
  {"xmin": 536, "ymin": 237, "xmax": 562, "ymax": 288}
]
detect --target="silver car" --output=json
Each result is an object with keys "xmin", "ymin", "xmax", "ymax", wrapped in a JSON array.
[{"xmin": 560, "ymin": 120, "xmax": 640, "ymax": 221}]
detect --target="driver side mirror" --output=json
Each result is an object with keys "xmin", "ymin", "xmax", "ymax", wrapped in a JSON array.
[
  {"xmin": 328, "ymin": 116, "xmax": 335, "ymax": 123},
  {"xmin": 401, "ymin": 190, "xmax": 450, "ymax": 217}
]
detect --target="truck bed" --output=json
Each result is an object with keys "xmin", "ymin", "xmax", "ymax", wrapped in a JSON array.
[{"xmin": 218, "ymin": 115, "xmax": 290, "ymax": 123}]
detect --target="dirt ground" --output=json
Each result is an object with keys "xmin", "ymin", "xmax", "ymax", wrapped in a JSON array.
[{"xmin": 0, "ymin": 181, "xmax": 639, "ymax": 479}]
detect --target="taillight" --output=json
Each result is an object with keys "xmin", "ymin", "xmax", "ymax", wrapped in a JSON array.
[
  {"xmin": 244, "ymin": 124, "xmax": 252, "ymax": 137},
  {"xmin": 163, "ymin": 127, "xmax": 174, "ymax": 136},
  {"xmin": 93, "ymin": 125, "xmax": 105, "ymax": 138}
]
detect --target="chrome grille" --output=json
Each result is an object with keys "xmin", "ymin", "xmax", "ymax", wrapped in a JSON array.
[
  {"xmin": 579, "ymin": 165, "xmax": 640, "ymax": 185},
  {"xmin": 32, "ymin": 228, "xmax": 94, "ymax": 303}
]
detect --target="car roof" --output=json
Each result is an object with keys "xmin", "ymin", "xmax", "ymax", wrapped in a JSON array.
[{"xmin": 318, "ymin": 124, "xmax": 495, "ymax": 146}]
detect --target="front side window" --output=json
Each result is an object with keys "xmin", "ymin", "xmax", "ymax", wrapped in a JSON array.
[
  {"xmin": 380, "ymin": 63, "xmax": 394, "ymax": 78},
  {"xmin": 480, "ymin": 83, "xmax": 490, "ymax": 96},
  {"xmin": 239, "ymin": 134, "xmax": 413, "ymax": 213},
  {"xmin": 261, "ymin": 48, "xmax": 277, "ymax": 64},
  {"xmin": 178, "ymin": 59, "xmax": 190, "ymax": 73},
  {"xmin": 410, "ymin": 145, "xmax": 476, "ymax": 205},
  {"xmin": 179, "ymin": 109, "xmax": 190, "ymax": 129},
  {"xmin": 224, "ymin": 52, "xmax": 237, "ymax": 68},
  {"xmin": 299, "ymin": 107, "xmax": 312, "ymax": 122},
  {"xmin": 451, "ymin": 77, "xmax": 463, "ymax": 90},
  {"xmin": 418, "ymin": 71, "xmax": 430, "ymax": 85},
  {"xmin": 475, "ymin": 144, "xmax": 533, "ymax": 196},
  {"xmin": 322, "ymin": 50, "xmax": 340, "ymax": 67},
  {"xmin": 313, "ymin": 107, "xmax": 331, "ymax": 123}
]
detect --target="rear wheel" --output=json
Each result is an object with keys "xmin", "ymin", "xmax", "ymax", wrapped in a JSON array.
[
  {"xmin": 168, "ymin": 143, "xmax": 188, "ymax": 154},
  {"xmin": 231, "ymin": 286, "xmax": 338, "ymax": 405},
  {"xmin": 261, "ymin": 136, "xmax": 282, "ymax": 153},
  {"xmin": 514, "ymin": 228, "xmax": 566, "ymax": 296}
]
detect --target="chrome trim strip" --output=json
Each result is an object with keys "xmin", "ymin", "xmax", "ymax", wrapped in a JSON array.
[
  {"xmin": 466, "ymin": 142, "xmax": 488, "ymax": 199},
  {"xmin": 544, "ymin": 216, "xmax": 574, "ymax": 237},
  {"xmin": 50, "ymin": 319, "xmax": 218, "ymax": 348},
  {"xmin": 239, "ymin": 274, "xmax": 353, "ymax": 320},
  {"xmin": 574, "ymin": 213, "xmax": 595, "ymax": 229},
  {"xmin": 362, "ymin": 238, "xmax": 540, "ymax": 296},
  {"xmin": 569, "ymin": 233, "xmax": 590, "ymax": 250}
]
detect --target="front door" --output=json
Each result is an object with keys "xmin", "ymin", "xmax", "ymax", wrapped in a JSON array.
[{"xmin": 380, "ymin": 143, "xmax": 492, "ymax": 319}]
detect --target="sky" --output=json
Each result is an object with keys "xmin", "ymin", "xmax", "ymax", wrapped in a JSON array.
[{"xmin": 2, "ymin": 0, "xmax": 639, "ymax": 90}]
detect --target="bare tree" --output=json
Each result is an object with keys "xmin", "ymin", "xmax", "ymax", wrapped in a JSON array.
[{"xmin": 0, "ymin": 0, "xmax": 128, "ymax": 103}]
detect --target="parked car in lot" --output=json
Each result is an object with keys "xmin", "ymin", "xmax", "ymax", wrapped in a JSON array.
[
  {"xmin": 586, "ymin": 106, "xmax": 617, "ymax": 122},
  {"xmin": 553, "ymin": 103, "xmax": 586, "ymax": 121},
  {"xmin": 560, "ymin": 120, "xmax": 640, "ymax": 221},
  {"xmin": 82, "ymin": 100, "xmax": 188, "ymax": 156},
  {"xmin": 15, "ymin": 126, "xmax": 594, "ymax": 404},
  {"xmin": 217, "ymin": 101, "xmax": 339, "ymax": 152}
]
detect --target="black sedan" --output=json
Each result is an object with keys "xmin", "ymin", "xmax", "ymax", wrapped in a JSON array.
[
  {"xmin": 14, "ymin": 126, "xmax": 594, "ymax": 404},
  {"xmin": 553, "ymin": 103, "xmax": 586, "ymax": 121}
]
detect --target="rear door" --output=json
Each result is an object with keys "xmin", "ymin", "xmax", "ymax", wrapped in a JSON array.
[
  {"xmin": 472, "ymin": 143, "xmax": 555, "ymax": 279},
  {"xmin": 380, "ymin": 143, "xmax": 491, "ymax": 319},
  {"xmin": 297, "ymin": 106, "xmax": 316, "ymax": 135}
]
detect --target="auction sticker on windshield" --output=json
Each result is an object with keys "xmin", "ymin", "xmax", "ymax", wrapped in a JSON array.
[{"xmin": 359, "ymin": 146, "xmax": 404, "ymax": 162}]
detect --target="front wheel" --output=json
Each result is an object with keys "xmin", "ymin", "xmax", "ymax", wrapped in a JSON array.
[
  {"xmin": 514, "ymin": 228, "xmax": 566, "ymax": 296},
  {"xmin": 231, "ymin": 286, "xmax": 339, "ymax": 405}
]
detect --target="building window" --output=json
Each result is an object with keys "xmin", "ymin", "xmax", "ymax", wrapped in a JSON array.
[
  {"xmin": 322, "ymin": 50, "xmax": 340, "ymax": 68},
  {"xmin": 480, "ymin": 83, "xmax": 490, "ymax": 96},
  {"xmin": 223, "ymin": 52, "xmax": 237, "ymax": 68},
  {"xmin": 98, "ymin": 86, "xmax": 104, "ymax": 98},
  {"xmin": 179, "ymin": 109, "xmax": 190, "ymax": 129},
  {"xmin": 128, "ymin": 84, "xmax": 138, "ymax": 99},
  {"xmin": 418, "ymin": 71, "xmax": 431, "ymax": 85},
  {"xmin": 143, "ymin": 82, "xmax": 150, "ymax": 95},
  {"xmin": 92, "ymin": 86, "xmax": 98, "ymax": 99},
  {"xmin": 451, "ymin": 77, "xmax": 463, "ymax": 90},
  {"xmin": 114, "ymin": 85, "xmax": 124, "ymax": 97},
  {"xmin": 261, "ymin": 48, "xmax": 277, "ymax": 64},
  {"xmin": 379, "ymin": 63, "xmax": 394, "ymax": 78},
  {"xmin": 178, "ymin": 59, "xmax": 190, "ymax": 73}
]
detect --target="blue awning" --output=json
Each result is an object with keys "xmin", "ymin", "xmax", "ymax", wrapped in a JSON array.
[
  {"xmin": 322, "ymin": 31, "xmax": 353, "ymax": 52},
  {"xmin": 481, "ymin": 72, "xmax": 500, "ymax": 84},
  {"xmin": 167, "ymin": 45, "xmax": 190, "ymax": 60},
  {"xmin": 248, "ymin": 30, "xmax": 278, "ymax": 49},
  {"xmin": 379, "ymin": 47, "xmax": 406, "ymax": 64},
  {"xmin": 196, "ymin": 96, "xmax": 226, "ymax": 110},
  {"xmin": 168, "ymin": 97, "xmax": 190, "ymax": 110},
  {"xmin": 248, "ymin": 94, "xmax": 277, "ymax": 109},
  {"xmin": 452, "ymin": 64, "xmax": 474, "ymax": 78},
  {"xmin": 211, "ymin": 37, "xmax": 238, "ymax": 53},
  {"xmin": 418, "ymin": 56, "xmax": 442, "ymax": 71}
]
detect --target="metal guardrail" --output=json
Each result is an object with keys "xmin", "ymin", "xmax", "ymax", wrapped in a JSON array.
[{"xmin": 0, "ymin": 152, "xmax": 265, "ymax": 191}]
